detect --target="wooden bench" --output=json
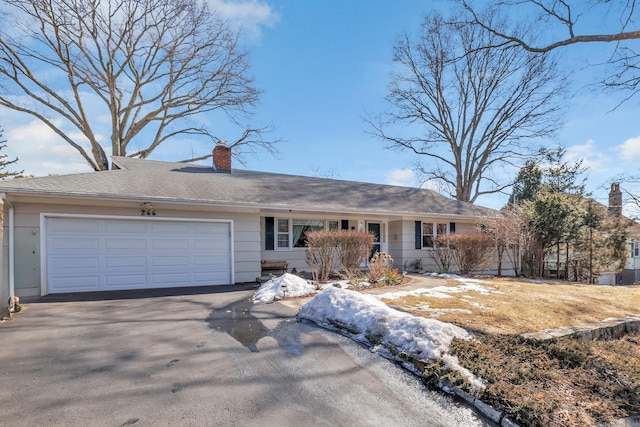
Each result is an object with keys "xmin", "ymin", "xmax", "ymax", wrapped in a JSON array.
[{"xmin": 261, "ymin": 260, "xmax": 288, "ymax": 275}]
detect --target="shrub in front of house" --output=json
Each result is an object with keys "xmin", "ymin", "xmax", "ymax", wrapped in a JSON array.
[
  {"xmin": 306, "ymin": 230, "xmax": 374, "ymax": 283},
  {"xmin": 306, "ymin": 231, "xmax": 339, "ymax": 284},
  {"xmin": 431, "ymin": 234, "xmax": 455, "ymax": 274},
  {"xmin": 447, "ymin": 232, "xmax": 495, "ymax": 275},
  {"xmin": 338, "ymin": 230, "xmax": 375, "ymax": 279},
  {"xmin": 368, "ymin": 252, "xmax": 397, "ymax": 286}
]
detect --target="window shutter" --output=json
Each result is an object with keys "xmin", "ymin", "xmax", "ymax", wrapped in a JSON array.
[
  {"xmin": 415, "ymin": 221, "xmax": 422, "ymax": 249},
  {"xmin": 341, "ymin": 220, "xmax": 349, "ymax": 230},
  {"xmin": 449, "ymin": 222, "xmax": 456, "ymax": 233},
  {"xmin": 265, "ymin": 217, "xmax": 274, "ymax": 250}
]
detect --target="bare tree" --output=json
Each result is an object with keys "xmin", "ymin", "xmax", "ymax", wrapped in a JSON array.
[
  {"xmin": 368, "ymin": 10, "xmax": 565, "ymax": 203},
  {"xmin": 461, "ymin": 0, "xmax": 640, "ymax": 102},
  {"xmin": 481, "ymin": 209, "xmax": 522, "ymax": 276},
  {"xmin": 0, "ymin": 0, "xmax": 274, "ymax": 171},
  {"xmin": 0, "ymin": 126, "xmax": 23, "ymax": 179}
]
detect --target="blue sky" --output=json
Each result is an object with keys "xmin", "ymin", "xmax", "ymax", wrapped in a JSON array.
[{"xmin": 2, "ymin": 0, "xmax": 639, "ymax": 212}]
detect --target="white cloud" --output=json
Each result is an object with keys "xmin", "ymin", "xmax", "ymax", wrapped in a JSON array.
[
  {"xmin": 565, "ymin": 139, "xmax": 608, "ymax": 171},
  {"xmin": 385, "ymin": 168, "xmax": 417, "ymax": 187},
  {"xmin": 207, "ymin": 0, "xmax": 279, "ymax": 39},
  {"xmin": 6, "ymin": 119, "xmax": 93, "ymax": 176},
  {"xmin": 617, "ymin": 135, "xmax": 640, "ymax": 161}
]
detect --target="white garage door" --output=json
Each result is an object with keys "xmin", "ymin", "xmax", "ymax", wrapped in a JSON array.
[{"xmin": 45, "ymin": 217, "xmax": 232, "ymax": 293}]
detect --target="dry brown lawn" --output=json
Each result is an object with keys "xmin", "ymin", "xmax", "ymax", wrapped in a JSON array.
[
  {"xmin": 379, "ymin": 276, "xmax": 640, "ymax": 335},
  {"xmin": 374, "ymin": 276, "xmax": 640, "ymax": 426},
  {"xmin": 449, "ymin": 331, "xmax": 640, "ymax": 426}
]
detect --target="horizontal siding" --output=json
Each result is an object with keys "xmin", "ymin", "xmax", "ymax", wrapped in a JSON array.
[
  {"xmin": 399, "ymin": 219, "xmax": 481, "ymax": 274},
  {"xmin": 261, "ymin": 249, "xmax": 310, "ymax": 273},
  {"xmin": 388, "ymin": 220, "xmax": 404, "ymax": 270},
  {"xmin": 5, "ymin": 201, "xmax": 262, "ymax": 295}
]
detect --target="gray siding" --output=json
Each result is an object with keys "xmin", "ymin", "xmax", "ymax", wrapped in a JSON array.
[
  {"xmin": 4, "ymin": 200, "xmax": 261, "ymax": 296},
  {"xmin": 388, "ymin": 220, "xmax": 404, "ymax": 270}
]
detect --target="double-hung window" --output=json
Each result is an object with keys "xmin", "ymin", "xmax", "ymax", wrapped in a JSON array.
[
  {"xmin": 416, "ymin": 221, "xmax": 453, "ymax": 249},
  {"xmin": 277, "ymin": 219, "xmax": 290, "ymax": 249},
  {"xmin": 273, "ymin": 218, "xmax": 325, "ymax": 249},
  {"xmin": 422, "ymin": 223, "xmax": 434, "ymax": 248},
  {"xmin": 632, "ymin": 241, "xmax": 640, "ymax": 258}
]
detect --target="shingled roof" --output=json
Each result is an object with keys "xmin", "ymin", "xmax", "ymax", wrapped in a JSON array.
[{"xmin": 0, "ymin": 156, "xmax": 497, "ymax": 218}]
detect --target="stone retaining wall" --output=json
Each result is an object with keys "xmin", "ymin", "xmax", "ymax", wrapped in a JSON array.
[{"xmin": 521, "ymin": 315, "xmax": 640, "ymax": 341}]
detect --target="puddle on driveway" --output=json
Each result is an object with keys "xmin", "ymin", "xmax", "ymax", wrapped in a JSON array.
[{"xmin": 206, "ymin": 299, "xmax": 303, "ymax": 355}]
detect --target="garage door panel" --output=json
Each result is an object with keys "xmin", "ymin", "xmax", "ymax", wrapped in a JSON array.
[
  {"xmin": 50, "ymin": 276, "xmax": 101, "ymax": 291},
  {"xmin": 194, "ymin": 238, "xmax": 229, "ymax": 250},
  {"xmin": 105, "ymin": 256, "xmax": 147, "ymax": 269},
  {"xmin": 151, "ymin": 238, "xmax": 189, "ymax": 250},
  {"xmin": 194, "ymin": 223, "xmax": 228, "ymax": 235},
  {"xmin": 51, "ymin": 256, "xmax": 101, "ymax": 270},
  {"xmin": 151, "ymin": 272, "xmax": 190, "ymax": 284},
  {"xmin": 104, "ymin": 274, "xmax": 148, "ymax": 288},
  {"xmin": 46, "ymin": 217, "xmax": 232, "ymax": 293},
  {"xmin": 105, "ymin": 238, "xmax": 148, "ymax": 250},
  {"xmin": 151, "ymin": 222, "xmax": 190, "ymax": 234},
  {"xmin": 49, "ymin": 219, "xmax": 100, "ymax": 233},
  {"xmin": 151, "ymin": 256, "xmax": 189, "ymax": 267},
  {"xmin": 105, "ymin": 221, "xmax": 147, "ymax": 234},
  {"xmin": 194, "ymin": 271, "xmax": 230, "ymax": 283},
  {"xmin": 193, "ymin": 255, "xmax": 224, "ymax": 266},
  {"xmin": 50, "ymin": 238, "xmax": 100, "ymax": 251}
]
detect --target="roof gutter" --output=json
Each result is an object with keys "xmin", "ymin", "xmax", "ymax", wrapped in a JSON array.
[{"xmin": 1, "ymin": 193, "xmax": 15, "ymax": 311}]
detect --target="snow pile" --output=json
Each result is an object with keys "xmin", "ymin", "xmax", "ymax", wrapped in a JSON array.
[
  {"xmin": 298, "ymin": 286, "xmax": 486, "ymax": 392},
  {"xmin": 253, "ymin": 273, "xmax": 317, "ymax": 302}
]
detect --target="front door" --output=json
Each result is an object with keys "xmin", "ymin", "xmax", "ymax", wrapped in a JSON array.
[{"xmin": 367, "ymin": 222, "xmax": 381, "ymax": 258}]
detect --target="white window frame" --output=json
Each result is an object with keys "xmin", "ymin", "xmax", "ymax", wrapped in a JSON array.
[
  {"xmin": 276, "ymin": 218, "xmax": 290, "ymax": 250},
  {"xmin": 274, "ymin": 217, "xmax": 330, "ymax": 250},
  {"xmin": 632, "ymin": 241, "xmax": 640, "ymax": 258},
  {"xmin": 421, "ymin": 221, "xmax": 450, "ymax": 249}
]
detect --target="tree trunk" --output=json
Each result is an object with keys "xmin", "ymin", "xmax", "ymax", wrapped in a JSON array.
[
  {"xmin": 589, "ymin": 227, "xmax": 594, "ymax": 284},
  {"xmin": 564, "ymin": 241, "xmax": 570, "ymax": 280},
  {"xmin": 556, "ymin": 242, "xmax": 560, "ymax": 279}
]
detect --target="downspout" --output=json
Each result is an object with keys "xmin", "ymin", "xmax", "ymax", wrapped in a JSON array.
[{"xmin": 1, "ymin": 193, "xmax": 15, "ymax": 310}]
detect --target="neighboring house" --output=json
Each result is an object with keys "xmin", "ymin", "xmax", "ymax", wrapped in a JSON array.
[
  {"xmin": 0, "ymin": 144, "xmax": 498, "ymax": 307},
  {"xmin": 598, "ymin": 183, "xmax": 640, "ymax": 285},
  {"xmin": 620, "ymin": 223, "xmax": 640, "ymax": 284}
]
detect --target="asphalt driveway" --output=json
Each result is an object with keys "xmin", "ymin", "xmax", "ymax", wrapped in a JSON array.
[{"xmin": 0, "ymin": 285, "xmax": 491, "ymax": 426}]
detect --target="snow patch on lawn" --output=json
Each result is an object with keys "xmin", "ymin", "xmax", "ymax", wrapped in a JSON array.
[
  {"xmin": 378, "ymin": 274, "xmax": 502, "ymax": 301},
  {"xmin": 298, "ymin": 287, "xmax": 486, "ymax": 392},
  {"xmin": 377, "ymin": 283, "xmax": 497, "ymax": 300},
  {"xmin": 408, "ymin": 305, "xmax": 473, "ymax": 317},
  {"xmin": 430, "ymin": 273, "xmax": 511, "ymax": 292}
]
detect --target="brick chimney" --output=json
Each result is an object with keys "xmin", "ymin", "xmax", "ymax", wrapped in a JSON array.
[
  {"xmin": 213, "ymin": 142, "xmax": 231, "ymax": 173},
  {"xmin": 608, "ymin": 182, "xmax": 622, "ymax": 217}
]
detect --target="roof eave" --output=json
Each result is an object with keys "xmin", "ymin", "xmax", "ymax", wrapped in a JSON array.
[{"xmin": 0, "ymin": 189, "xmax": 490, "ymax": 221}]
